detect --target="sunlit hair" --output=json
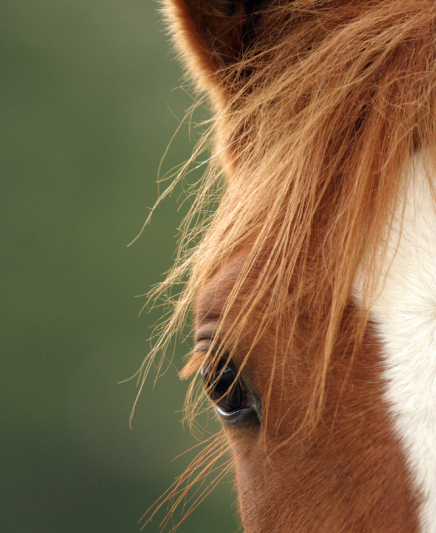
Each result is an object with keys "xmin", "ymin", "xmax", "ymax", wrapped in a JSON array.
[
  {"xmin": 139, "ymin": 431, "xmax": 233, "ymax": 532},
  {"xmin": 137, "ymin": 0, "xmax": 436, "ymax": 468}
]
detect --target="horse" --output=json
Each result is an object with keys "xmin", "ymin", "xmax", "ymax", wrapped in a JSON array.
[{"xmin": 143, "ymin": 1, "xmax": 436, "ymax": 531}]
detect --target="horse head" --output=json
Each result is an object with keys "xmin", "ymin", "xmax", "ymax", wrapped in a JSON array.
[{"xmin": 149, "ymin": 1, "xmax": 436, "ymax": 530}]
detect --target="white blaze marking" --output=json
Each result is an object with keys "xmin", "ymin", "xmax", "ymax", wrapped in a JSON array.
[{"xmin": 357, "ymin": 159, "xmax": 436, "ymax": 532}]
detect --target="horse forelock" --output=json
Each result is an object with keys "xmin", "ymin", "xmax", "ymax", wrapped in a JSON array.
[{"xmin": 165, "ymin": 0, "xmax": 436, "ymax": 424}]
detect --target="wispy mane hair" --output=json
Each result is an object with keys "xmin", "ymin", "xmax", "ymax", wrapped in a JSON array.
[{"xmin": 142, "ymin": 0, "xmax": 436, "ymax": 430}]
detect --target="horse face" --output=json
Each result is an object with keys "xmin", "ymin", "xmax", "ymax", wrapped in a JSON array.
[
  {"xmin": 194, "ymin": 252, "xmax": 419, "ymax": 532},
  {"xmin": 161, "ymin": 0, "xmax": 436, "ymax": 530}
]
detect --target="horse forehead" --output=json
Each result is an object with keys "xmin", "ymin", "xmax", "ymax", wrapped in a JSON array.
[
  {"xmin": 356, "ymin": 163, "xmax": 436, "ymax": 532},
  {"xmin": 195, "ymin": 254, "xmax": 251, "ymax": 328}
]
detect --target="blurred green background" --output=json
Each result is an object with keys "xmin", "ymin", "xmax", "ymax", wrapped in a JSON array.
[{"xmin": 1, "ymin": 1, "xmax": 238, "ymax": 532}]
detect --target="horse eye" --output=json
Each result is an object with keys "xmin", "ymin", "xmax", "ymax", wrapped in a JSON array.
[{"xmin": 201, "ymin": 359, "xmax": 252, "ymax": 417}]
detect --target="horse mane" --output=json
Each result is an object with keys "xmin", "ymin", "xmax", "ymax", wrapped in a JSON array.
[{"xmin": 139, "ymin": 0, "xmax": 436, "ymax": 433}]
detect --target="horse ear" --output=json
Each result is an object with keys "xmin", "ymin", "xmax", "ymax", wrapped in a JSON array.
[{"xmin": 165, "ymin": 0, "xmax": 268, "ymax": 92}]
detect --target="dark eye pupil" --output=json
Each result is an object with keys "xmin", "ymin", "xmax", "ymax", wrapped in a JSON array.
[{"xmin": 202, "ymin": 361, "xmax": 242, "ymax": 414}]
